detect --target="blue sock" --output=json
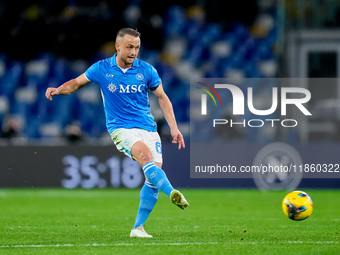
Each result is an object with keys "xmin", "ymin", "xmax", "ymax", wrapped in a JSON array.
[
  {"xmin": 133, "ymin": 181, "xmax": 159, "ymax": 228},
  {"xmin": 142, "ymin": 161, "xmax": 175, "ymax": 197}
]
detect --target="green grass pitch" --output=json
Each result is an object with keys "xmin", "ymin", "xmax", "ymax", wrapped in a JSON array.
[{"xmin": 0, "ymin": 188, "xmax": 339, "ymax": 254}]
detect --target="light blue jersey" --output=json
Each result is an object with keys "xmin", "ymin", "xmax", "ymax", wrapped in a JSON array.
[{"xmin": 84, "ymin": 53, "xmax": 162, "ymax": 134}]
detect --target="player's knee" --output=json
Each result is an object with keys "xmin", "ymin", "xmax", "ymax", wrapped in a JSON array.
[
  {"xmin": 138, "ymin": 150, "xmax": 153, "ymax": 164},
  {"xmin": 132, "ymin": 147, "xmax": 152, "ymax": 164},
  {"xmin": 131, "ymin": 141, "xmax": 153, "ymax": 165}
]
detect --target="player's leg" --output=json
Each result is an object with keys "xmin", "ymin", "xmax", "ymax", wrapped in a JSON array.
[
  {"xmin": 131, "ymin": 140, "xmax": 189, "ymax": 209},
  {"xmin": 129, "ymin": 142, "xmax": 163, "ymax": 237},
  {"xmin": 130, "ymin": 181, "xmax": 159, "ymax": 238},
  {"xmin": 111, "ymin": 129, "xmax": 159, "ymax": 237},
  {"xmin": 111, "ymin": 128, "xmax": 188, "ymax": 238},
  {"xmin": 131, "ymin": 141, "xmax": 174, "ymax": 196},
  {"xmin": 155, "ymin": 162, "xmax": 189, "ymax": 210}
]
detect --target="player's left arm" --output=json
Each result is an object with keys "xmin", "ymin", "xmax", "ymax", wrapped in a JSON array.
[{"xmin": 152, "ymin": 83, "xmax": 185, "ymax": 150}]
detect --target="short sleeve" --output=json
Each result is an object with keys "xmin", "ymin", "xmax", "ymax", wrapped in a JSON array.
[
  {"xmin": 84, "ymin": 62, "xmax": 100, "ymax": 83},
  {"xmin": 148, "ymin": 65, "xmax": 162, "ymax": 89}
]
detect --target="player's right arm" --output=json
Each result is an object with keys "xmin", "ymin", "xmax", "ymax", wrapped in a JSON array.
[{"xmin": 45, "ymin": 73, "xmax": 90, "ymax": 101}]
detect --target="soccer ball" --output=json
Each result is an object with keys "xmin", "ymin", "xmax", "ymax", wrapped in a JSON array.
[{"xmin": 282, "ymin": 191, "xmax": 313, "ymax": 221}]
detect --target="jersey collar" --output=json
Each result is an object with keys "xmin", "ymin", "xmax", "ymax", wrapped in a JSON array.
[{"xmin": 111, "ymin": 53, "xmax": 139, "ymax": 68}]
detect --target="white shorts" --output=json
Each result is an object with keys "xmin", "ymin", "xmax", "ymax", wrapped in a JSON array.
[{"xmin": 110, "ymin": 128, "xmax": 163, "ymax": 164}]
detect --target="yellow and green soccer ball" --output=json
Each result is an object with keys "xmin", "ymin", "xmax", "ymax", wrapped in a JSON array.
[{"xmin": 282, "ymin": 191, "xmax": 313, "ymax": 221}]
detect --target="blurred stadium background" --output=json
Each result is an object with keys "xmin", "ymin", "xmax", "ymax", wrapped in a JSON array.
[{"xmin": 0, "ymin": 0, "xmax": 340, "ymax": 189}]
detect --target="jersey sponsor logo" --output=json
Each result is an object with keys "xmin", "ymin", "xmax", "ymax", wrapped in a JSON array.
[
  {"xmin": 108, "ymin": 83, "xmax": 118, "ymax": 93},
  {"xmin": 119, "ymin": 84, "xmax": 145, "ymax": 93},
  {"xmin": 136, "ymin": 73, "xmax": 144, "ymax": 81},
  {"xmin": 107, "ymin": 83, "xmax": 145, "ymax": 93}
]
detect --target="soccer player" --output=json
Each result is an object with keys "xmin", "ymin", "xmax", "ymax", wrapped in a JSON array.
[{"xmin": 45, "ymin": 28, "xmax": 189, "ymax": 238}]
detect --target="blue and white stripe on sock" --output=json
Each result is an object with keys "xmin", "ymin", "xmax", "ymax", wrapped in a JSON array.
[
  {"xmin": 142, "ymin": 161, "xmax": 174, "ymax": 197},
  {"xmin": 143, "ymin": 162, "xmax": 156, "ymax": 174},
  {"xmin": 145, "ymin": 180, "xmax": 157, "ymax": 188}
]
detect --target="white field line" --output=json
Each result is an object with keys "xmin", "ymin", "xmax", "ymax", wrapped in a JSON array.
[
  {"xmin": 0, "ymin": 243, "xmax": 215, "ymax": 248},
  {"xmin": 0, "ymin": 241, "xmax": 338, "ymax": 248}
]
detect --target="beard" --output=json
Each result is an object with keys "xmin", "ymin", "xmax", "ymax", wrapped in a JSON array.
[{"xmin": 121, "ymin": 55, "xmax": 134, "ymax": 67}]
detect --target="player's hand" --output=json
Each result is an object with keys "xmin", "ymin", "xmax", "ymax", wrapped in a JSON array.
[
  {"xmin": 171, "ymin": 128, "xmax": 185, "ymax": 150},
  {"xmin": 45, "ymin": 87, "xmax": 59, "ymax": 101}
]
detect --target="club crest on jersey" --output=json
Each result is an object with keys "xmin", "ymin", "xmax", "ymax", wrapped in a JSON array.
[
  {"xmin": 108, "ymin": 83, "xmax": 118, "ymax": 93},
  {"xmin": 136, "ymin": 73, "xmax": 144, "ymax": 81}
]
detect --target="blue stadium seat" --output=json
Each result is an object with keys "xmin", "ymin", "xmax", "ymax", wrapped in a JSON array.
[
  {"xmin": 253, "ymin": 39, "xmax": 275, "ymax": 60},
  {"xmin": 0, "ymin": 54, "xmax": 7, "ymax": 89},
  {"xmin": 1, "ymin": 61, "xmax": 24, "ymax": 97},
  {"xmin": 232, "ymin": 23, "xmax": 250, "ymax": 41},
  {"xmin": 25, "ymin": 52, "xmax": 52, "ymax": 90},
  {"xmin": 158, "ymin": 64, "xmax": 176, "ymax": 87},
  {"xmin": 164, "ymin": 6, "xmax": 186, "ymax": 37},
  {"xmin": 49, "ymin": 58, "xmax": 72, "ymax": 83}
]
